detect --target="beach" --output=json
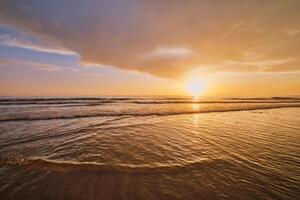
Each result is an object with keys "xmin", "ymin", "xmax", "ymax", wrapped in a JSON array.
[{"xmin": 0, "ymin": 96, "xmax": 299, "ymax": 199}]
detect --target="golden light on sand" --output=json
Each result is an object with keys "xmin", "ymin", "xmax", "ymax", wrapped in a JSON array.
[{"xmin": 186, "ymin": 79, "xmax": 204, "ymax": 98}]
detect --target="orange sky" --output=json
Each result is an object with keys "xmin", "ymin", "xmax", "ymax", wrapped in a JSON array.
[{"xmin": 0, "ymin": 0, "xmax": 299, "ymax": 96}]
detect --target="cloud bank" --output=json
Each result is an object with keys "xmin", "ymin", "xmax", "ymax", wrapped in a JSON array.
[{"xmin": 0, "ymin": 0, "xmax": 299, "ymax": 78}]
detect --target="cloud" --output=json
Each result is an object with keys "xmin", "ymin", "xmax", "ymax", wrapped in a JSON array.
[
  {"xmin": 139, "ymin": 47, "xmax": 193, "ymax": 61},
  {"xmin": 0, "ymin": 33, "xmax": 76, "ymax": 55},
  {"xmin": 80, "ymin": 62, "xmax": 115, "ymax": 69},
  {"xmin": 0, "ymin": 58, "xmax": 63, "ymax": 72},
  {"xmin": 224, "ymin": 58, "xmax": 299, "ymax": 73},
  {"xmin": 221, "ymin": 21, "xmax": 246, "ymax": 41},
  {"xmin": 186, "ymin": 58, "xmax": 300, "ymax": 75},
  {"xmin": 283, "ymin": 28, "xmax": 299, "ymax": 37},
  {"xmin": 80, "ymin": 72, "xmax": 102, "ymax": 78},
  {"xmin": 223, "ymin": 58, "xmax": 296, "ymax": 68},
  {"xmin": 0, "ymin": 0, "xmax": 299, "ymax": 79}
]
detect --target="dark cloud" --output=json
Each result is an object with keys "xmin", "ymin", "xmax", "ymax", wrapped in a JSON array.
[{"xmin": 0, "ymin": 0, "xmax": 300, "ymax": 78}]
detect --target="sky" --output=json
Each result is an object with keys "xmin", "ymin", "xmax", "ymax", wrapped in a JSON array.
[{"xmin": 0, "ymin": 0, "xmax": 300, "ymax": 96}]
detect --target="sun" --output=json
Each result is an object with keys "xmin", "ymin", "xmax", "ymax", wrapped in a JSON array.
[{"xmin": 186, "ymin": 79, "xmax": 204, "ymax": 98}]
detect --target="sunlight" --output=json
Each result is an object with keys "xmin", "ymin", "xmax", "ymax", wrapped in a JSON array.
[
  {"xmin": 186, "ymin": 79, "xmax": 204, "ymax": 98},
  {"xmin": 191, "ymin": 103, "xmax": 200, "ymax": 110}
]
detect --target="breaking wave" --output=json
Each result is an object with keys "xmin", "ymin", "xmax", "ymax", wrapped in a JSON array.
[
  {"xmin": 0, "ymin": 103, "xmax": 300, "ymax": 122},
  {"xmin": 0, "ymin": 157, "xmax": 226, "ymax": 174},
  {"xmin": 1, "ymin": 96, "xmax": 300, "ymax": 106}
]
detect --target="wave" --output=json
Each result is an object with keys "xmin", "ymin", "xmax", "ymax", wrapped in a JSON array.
[
  {"xmin": 54, "ymin": 99, "xmax": 300, "ymax": 108},
  {"xmin": 225, "ymin": 96, "xmax": 300, "ymax": 101},
  {"xmin": 0, "ymin": 104, "xmax": 300, "ymax": 122},
  {"xmin": 0, "ymin": 97, "xmax": 137, "ymax": 106},
  {"xmin": 0, "ymin": 157, "xmax": 226, "ymax": 174},
  {"xmin": 17, "ymin": 100, "xmax": 300, "ymax": 107},
  {"xmin": 0, "ymin": 101, "xmax": 115, "ymax": 106},
  {"xmin": 0, "ymin": 97, "xmax": 133, "ymax": 102},
  {"xmin": 0, "ymin": 97, "xmax": 188, "ymax": 104},
  {"xmin": 21, "ymin": 100, "xmax": 300, "ymax": 107},
  {"xmin": 1, "ymin": 96, "xmax": 299, "ymax": 102},
  {"xmin": 1, "ymin": 96, "xmax": 300, "ymax": 106},
  {"xmin": 131, "ymin": 100, "xmax": 300, "ymax": 104}
]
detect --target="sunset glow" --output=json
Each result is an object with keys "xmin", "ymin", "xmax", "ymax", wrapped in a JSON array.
[
  {"xmin": 0, "ymin": 1, "xmax": 299, "ymax": 96},
  {"xmin": 186, "ymin": 79, "xmax": 204, "ymax": 98}
]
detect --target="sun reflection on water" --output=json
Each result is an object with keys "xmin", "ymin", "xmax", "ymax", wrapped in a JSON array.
[
  {"xmin": 192, "ymin": 103, "xmax": 200, "ymax": 111},
  {"xmin": 191, "ymin": 99, "xmax": 201, "ymax": 124}
]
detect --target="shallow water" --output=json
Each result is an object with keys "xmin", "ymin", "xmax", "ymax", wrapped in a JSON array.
[{"xmin": 0, "ymin": 96, "xmax": 300, "ymax": 199}]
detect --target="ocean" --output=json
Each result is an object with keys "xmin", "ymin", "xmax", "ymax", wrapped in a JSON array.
[{"xmin": 0, "ymin": 96, "xmax": 299, "ymax": 199}]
